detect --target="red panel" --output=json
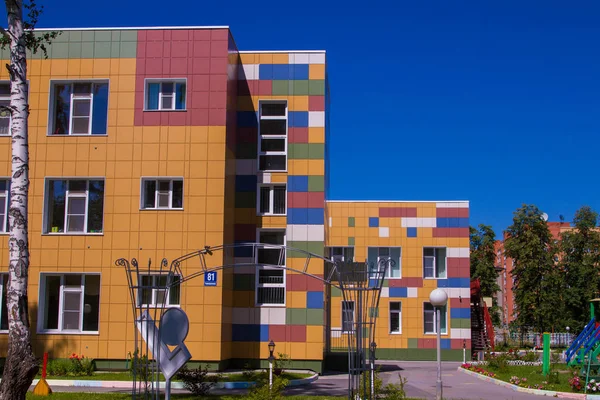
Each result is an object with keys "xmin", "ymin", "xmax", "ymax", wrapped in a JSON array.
[
  {"xmin": 308, "ymin": 96, "xmax": 325, "ymax": 111},
  {"xmin": 211, "ymin": 41, "xmax": 229, "ymax": 58},
  {"xmin": 211, "ymin": 29, "xmax": 228, "ymax": 40},
  {"xmin": 145, "ymin": 59, "xmax": 162, "ymax": 74},
  {"xmin": 208, "ymin": 109, "xmax": 226, "ymax": 125},
  {"xmin": 191, "ymin": 75, "xmax": 210, "ymax": 92},
  {"xmin": 258, "ymin": 80, "xmax": 272, "ymax": 95},
  {"xmin": 378, "ymin": 207, "xmax": 417, "ymax": 217},
  {"xmin": 288, "ymin": 192, "xmax": 308, "ymax": 209},
  {"xmin": 191, "ymin": 91, "xmax": 209, "ymax": 109},
  {"xmin": 451, "ymin": 339, "xmax": 471, "ymax": 350},
  {"xmin": 169, "ymin": 112, "xmax": 186, "ymax": 126},
  {"xmin": 288, "ymin": 325, "xmax": 307, "ymax": 342},
  {"xmin": 447, "ymin": 258, "xmax": 461, "ymax": 270},
  {"xmin": 306, "ymin": 276, "xmax": 324, "ymax": 291},
  {"xmin": 269, "ymin": 325, "xmax": 287, "ymax": 342},
  {"xmin": 143, "ymin": 112, "xmax": 161, "ymax": 125},
  {"xmin": 137, "ymin": 41, "xmax": 146, "ymax": 58},
  {"xmin": 170, "ymin": 59, "xmax": 187, "ymax": 75},
  {"xmin": 146, "ymin": 42, "xmax": 163, "ymax": 58},
  {"xmin": 162, "ymin": 43, "xmax": 171, "ymax": 58},
  {"xmin": 209, "ymin": 92, "xmax": 227, "ymax": 109},
  {"xmin": 210, "ymin": 74, "xmax": 228, "ymax": 92},
  {"xmin": 193, "ymin": 30, "xmax": 211, "ymax": 41},
  {"xmin": 172, "ymin": 29, "xmax": 189, "ymax": 41},
  {"xmin": 146, "ymin": 30, "xmax": 164, "ymax": 41},
  {"xmin": 190, "ymin": 111, "xmax": 209, "ymax": 125},
  {"xmin": 307, "ymin": 192, "xmax": 325, "ymax": 208},
  {"xmin": 171, "ymin": 41, "xmax": 189, "ymax": 58},
  {"xmin": 388, "ymin": 279, "xmax": 405, "ymax": 288},
  {"xmin": 289, "ymin": 127, "xmax": 308, "ymax": 143},
  {"xmin": 193, "ymin": 41, "xmax": 211, "ymax": 57},
  {"xmin": 210, "ymin": 57, "xmax": 228, "ymax": 74},
  {"xmin": 437, "ymin": 208, "xmax": 469, "ymax": 218},
  {"xmin": 450, "ymin": 298, "xmax": 464, "ymax": 308},
  {"xmin": 405, "ymin": 277, "xmax": 423, "ymax": 287},
  {"xmin": 379, "ymin": 208, "xmax": 393, "ymax": 217},
  {"xmin": 162, "ymin": 59, "xmax": 170, "ymax": 75}
]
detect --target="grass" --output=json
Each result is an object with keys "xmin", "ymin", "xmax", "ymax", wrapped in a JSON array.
[
  {"xmin": 37, "ymin": 371, "xmax": 312, "ymax": 382},
  {"xmin": 468, "ymin": 364, "xmax": 575, "ymax": 393},
  {"xmin": 27, "ymin": 395, "xmax": 344, "ymax": 400}
]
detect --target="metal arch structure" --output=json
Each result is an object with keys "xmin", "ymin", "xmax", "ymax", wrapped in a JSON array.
[{"xmin": 116, "ymin": 242, "xmax": 392, "ymax": 400}]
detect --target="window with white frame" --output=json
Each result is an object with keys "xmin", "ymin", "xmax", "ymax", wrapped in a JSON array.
[
  {"xmin": 0, "ymin": 179, "xmax": 8, "ymax": 233},
  {"xmin": 342, "ymin": 301, "xmax": 355, "ymax": 333},
  {"xmin": 423, "ymin": 248, "xmax": 447, "ymax": 279},
  {"xmin": 141, "ymin": 178, "xmax": 183, "ymax": 210},
  {"xmin": 49, "ymin": 81, "xmax": 109, "ymax": 135},
  {"xmin": 367, "ymin": 247, "xmax": 401, "ymax": 278},
  {"xmin": 258, "ymin": 101, "xmax": 287, "ymax": 171},
  {"xmin": 44, "ymin": 179, "xmax": 105, "ymax": 234},
  {"xmin": 328, "ymin": 247, "xmax": 354, "ymax": 263},
  {"xmin": 258, "ymin": 184, "xmax": 286, "ymax": 215},
  {"xmin": 145, "ymin": 80, "xmax": 186, "ymax": 111},
  {"xmin": 0, "ymin": 274, "xmax": 8, "ymax": 331},
  {"xmin": 38, "ymin": 274, "xmax": 100, "ymax": 333},
  {"xmin": 389, "ymin": 302, "xmax": 402, "ymax": 334},
  {"xmin": 138, "ymin": 274, "xmax": 181, "ymax": 307},
  {"xmin": 423, "ymin": 302, "xmax": 447, "ymax": 334},
  {"xmin": 256, "ymin": 230, "xmax": 285, "ymax": 305},
  {"xmin": 0, "ymin": 83, "xmax": 9, "ymax": 135}
]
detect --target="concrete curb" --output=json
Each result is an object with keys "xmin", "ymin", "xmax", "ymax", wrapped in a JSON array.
[
  {"xmin": 31, "ymin": 371, "xmax": 319, "ymax": 391},
  {"xmin": 458, "ymin": 367, "xmax": 591, "ymax": 399}
]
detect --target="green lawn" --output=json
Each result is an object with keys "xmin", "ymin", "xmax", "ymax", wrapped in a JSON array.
[
  {"xmin": 38, "ymin": 371, "xmax": 312, "ymax": 382},
  {"xmin": 467, "ymin": 364, "xmax": 575, "ymax": 393}
]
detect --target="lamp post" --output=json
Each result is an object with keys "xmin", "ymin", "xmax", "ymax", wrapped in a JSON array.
[
  {"xmin": 430, "ymin": 288, "xmax": 448, "ymax": 400},
  {"xmin": 268, "ymin": 340, "xmax": 276, "ymax": 391},
  {"xmin": 370, "ymin": 341, "xmax": 377, "ymax": 399}
]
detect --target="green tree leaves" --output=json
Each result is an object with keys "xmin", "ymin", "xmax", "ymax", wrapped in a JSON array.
[{"xmin": 470, "ymin": 224, "xmax": 501, "ymax": 325}]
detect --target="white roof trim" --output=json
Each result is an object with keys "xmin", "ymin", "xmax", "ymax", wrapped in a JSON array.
[
  {"xmin": 33, "ymin": 26, "xmax": 229, "ymax": 31},
  {"xmin": 325, "ymin": 200, "xmax": 470, "ymax": 203},
  {"xmin": 238, "ymin": 50, "xmax": 326, "ymax": 54}
]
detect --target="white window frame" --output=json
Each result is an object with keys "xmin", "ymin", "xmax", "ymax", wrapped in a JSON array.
[
  {"xmin": 37, "ymin": 273, "xmax": 101, "ymax": 335},
  {"xmin": 137, "ymin": 274, "xmax": 181, "ymax": 308},
  {"xmin": 257, "ymin": 184, "xmax": 287, "ymax": 216},
  {"xmin": 0, "ymin": 273, "xmax": 8, "ymax": 332},
  {"xmin": 328, "ymin": 247, "xmax": 354, "ymax": 263},
  {"xmin": 0, "ymin": 178, "xmax": 8, "ymax": 234},
  {"xmin": 369, "ymin": 247, "xmax": 402, "ymax": 279},
  {"xmin": 423, "ymin": 247, "xmax": 447, "ymax": 279},
  {"xmin": 341, "ymin": 300, "xmax": 355, "ymax": 334},
  {"xmin": 140, "ymin": 177, "xmax": 184, "ymax": 210},
  {"xmin": 389, "ymin": 301, "xmax": 402, "ymax": 334},
  {"xmin": 47, "ymin": 80, "xmax": 109, "ymax": 136},
  {"xmin": 0, "ymin": 82, "xmax": 10, "ymax": 136},
  {"xmin": 144, "ymin": 78, "xmax": 187, "ymax": 111},
  {"xmin": 43, "ymin": 178, "xmax": 105, "ymax": 235},
  {"xmin": 423, "ymin": 302, "xmax": 448, "ymax": 335},
  {"xmin": 258, "ymin": 100, "xmax": 288, "ymax": 172},
  {"xmin": 255, "ymin": 229, "xmax": 286, "ymax": 307}
]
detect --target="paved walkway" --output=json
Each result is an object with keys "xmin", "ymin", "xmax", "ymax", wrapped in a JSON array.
[{"xmin": 45, "ymin": 362, "xmax": 544, "ymax": 399}]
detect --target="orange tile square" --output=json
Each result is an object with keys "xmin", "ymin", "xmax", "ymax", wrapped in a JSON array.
[{"xmin": 309, "ymin": 64, "xmax": 326, "ymax": 80}]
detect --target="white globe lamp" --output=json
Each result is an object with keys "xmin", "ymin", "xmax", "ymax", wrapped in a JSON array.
[
  {"xmin": 429, "ymin": 288, "xmax": 448, "ymax": 307},
  {"xmin": 430, "ymin": 288, "xmax": 448, "ymax": 400}
]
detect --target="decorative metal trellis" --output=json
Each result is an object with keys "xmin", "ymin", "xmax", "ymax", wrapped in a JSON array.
[{"xmin": 116, "ymin": 243, "xmax": 391, "ymax": 400}]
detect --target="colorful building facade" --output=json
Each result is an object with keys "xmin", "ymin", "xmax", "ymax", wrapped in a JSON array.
[{"xmin": 0, "ymin": 25, "xmax": 469, "ymax": 372}]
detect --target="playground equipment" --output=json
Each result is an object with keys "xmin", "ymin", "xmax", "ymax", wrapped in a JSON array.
[{"xmin": 565, "ymin": 299, "xmax": 600, "ymax": 391}]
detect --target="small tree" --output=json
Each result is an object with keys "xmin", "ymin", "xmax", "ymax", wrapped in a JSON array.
[
  {"xmin": 0, "ymin": 1, "xmax": 57, "ymax": 399},
  {"xmin": 470, "ymin": 224, "xmax": 501, "ymax": 325}
]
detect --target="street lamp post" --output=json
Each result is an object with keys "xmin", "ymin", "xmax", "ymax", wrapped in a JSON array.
[
  {"xmin": 370, "ymin": 341, "xmax": 377, "ymax": 399},
  {"xmin": 430, "ymin": 288, "xmax": 448, "ymax": 400},
  {"xmin": 268, "ymin": 340, "xmax": 276, "ymax": 391}
]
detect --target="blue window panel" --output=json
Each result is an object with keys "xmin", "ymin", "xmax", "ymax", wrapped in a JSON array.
[
  {"xmin": 389, "ymin": 287, "xmax": 407, "ymax": 298},
  {"xmin": 259, "ymin": 64, "xmax": 274, "ymax": 80},
  {"xmin": 91, "ymin": 83, "xmax": 109, "ymax": 134},
  {"xmin": 369, "ymin": 217, "xmax": 379, "ymax": 227},
  {"xmin": 436, "ymin": 279, "xmax": 449, "ymax": 288},
  {"xmin": 288, "ymin": 208, "xmax": 308, "ymax": 224},
  {"xmin": 289, "ymin": 111, "xmax": 309, "ymax": 127},
  {"xmin": 307, "ymin": 208, "xmax": 324, "ymax": 225},
  {"xmin": 147, "ymin": 83, "xmax": 159, "ymax": 110},
  {"xmin": 441, "ymin": 339, "xmax": 452, "ymax": 349},
  {"xmin": 175, "ymin": 82, "xmax": 186, "ymax": 110},
  {"xmin": 232, "ymin": 324, "xmax": 260, "ymax": 342},
  {"xmin": 292, "ymin": 64, "xmax": 309, "ymax": 80},
  {"xmin": 238, "ymin": 111, "xmax": 258, "ymax": 127},
  {"xmin": 288, "ymin": 176, "xmax": 309, "ymax": 192},
  {"xmin": 235, "ymin": 175, "xmax": 257, "ymax": 192},
  {"xmin": 307, "ymin": 291, "xmax": 324, "ymax": 309},
  {"xmin": 436, "ymin": 218, "xmax": 469, "ymax": 228},
  {"xmin": 234, "ymin": 241, "xmax": 253, "ymax": 257},
  {"xmin": 407, "ymin": 227, "xmax": 417, "ymax": 238},
  {"xmin": 260, "ymin": 325, "xmax": 270, "ymax": 342},
  {"xmin": 272, "ymin": 64, "xmax": 291, "ymax": 80}
]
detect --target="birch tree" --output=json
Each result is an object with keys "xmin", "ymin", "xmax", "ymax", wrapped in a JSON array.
[{"xmin": 0, "ymin": 1, "xmax": 57, "ymax": 399}]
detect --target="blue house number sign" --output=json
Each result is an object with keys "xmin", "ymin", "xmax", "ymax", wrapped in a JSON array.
[{"xmin": 204, "ymin": 272, "xmax": 217, "ymax": 287}]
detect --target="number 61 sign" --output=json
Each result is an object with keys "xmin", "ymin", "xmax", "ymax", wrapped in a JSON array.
[{"xmin": 204, "ymin": 271, "xmax": 217, "ymax": 286}]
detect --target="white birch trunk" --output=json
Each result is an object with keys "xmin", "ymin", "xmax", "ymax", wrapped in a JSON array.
[{"xmin": 0, "ymin": 0, "xmax": 38, "ymax": 398}]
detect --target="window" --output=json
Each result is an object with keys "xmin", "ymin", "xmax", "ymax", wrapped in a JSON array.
[
  {"xmin": 0, "ymin": 274, "xmax": 8, "ymax": 331},
  {"xmin": 423, "ymin": 248, "xmax": 447, "ymax": 279},
  {"xmin": 367, "ymin": 247, "xmax": 401, "ymax": 278},
  {"xmin": 0, "ymin": 179, "xmax": 8, "ymax": 233},
  {"xmin": 138, "ymin": 275, "xmax": 181, "ymax": 307},
  {"xmin": 258, "ymin": 184, "xmax": 286, "ymax": 215},
  {"xmin": 423, "ymin": 302, "xmax": 447, "ymax": 334},
  {"xmin": 39, "ymin": 274, "xmax": 100, "ymax": 333},
  {"xmin": 342, "ymin": 301, "xmax": 355, "ymax": 333},
  {"xmin": 0, "ymin": 83, "xmax": 9, "ymax": 135},
  {"xmin": 44, "ymin": 179, "xmax": 105, "ymax": 234},
  {"xmin": 145, "ymin": 80, "xmax": 186, "ymax": 111},
  {"xmin": 258, "ymin": 101, "xmax": 287, "ymax": 171},
  {"xmin": 328, "ymin": 247, "xmax": 354, "ymax": 263},
  {"xmin": 141, "ymin": 178, "xmax": 183, "ymax": 210},
  {"xmin": 256, "ymin": 230, "xmax": 286, "ymax": 305},
  {"xmin": 49, "ymin": 81, "xmax": 109, "ymax": 135},
  {"xmin": 389, "ymin": 302, "xmax": 402, "ymax": 334}
]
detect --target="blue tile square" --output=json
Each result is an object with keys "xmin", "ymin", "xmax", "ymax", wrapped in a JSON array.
[
  {"xmin": 441, "ymin": 339, "xmax": 451, "ymax": 349},
  {"xmin": 288, "ymin": 208, "xmax": 308, "ymax": 224},
  {"xmin": 307, "ymin": 208, "xmax": 324, "ymax": 225},
  {"xmin": 307, "ymin": 291, "xmax": 324, "ymax": 309},
  {"xmin": 288, "ymin": 176, "xmax": 309, "ymax": 192},
  {"xmin": 289, "ymin": 111, "xmax": 309, "ymax": 127},
  {"xmin": 436, "ymin": 279, "xmax": 449, "ymax": 288},
  {"xmin": 369, "ymin": 217, "xmax": 379, "ymax": 227},
  {"xmin": 272, "ymin": 64, "xmax": 291, "ymax": 80},
  {"xmin": 389, "ymin": 287, "xmax": 407, "ymax": 298},
  {"xmin": 260, "ymin": 325, "xmax": 270, "ymax": 342},
  {"xmin": 259, "ymin": 64, "xmax": 274, "ymax": 80},
  {"xmin": 407, "ymin": 227, "xmax": 417, "ymax": 238},
  {"xmin": 292, "ymin": 64, "xmax": 309, "ymax": 80}
]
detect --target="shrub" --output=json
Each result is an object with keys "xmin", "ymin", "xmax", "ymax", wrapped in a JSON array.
[
  {"xmin": 176, "ymin": 365, "xmax": 221, "ymax": 396},
  {"xmin": 68, "ymin": 353, "xmax": 94, "ymax": 376},
  {"xmin": 47, "ymin": 359, "xmax": 70, "ymax": 376},
  {"xmin": 273, "ymin": 353, "xmax": 291, "ymax": 376},
  {"xmin": 522, "ymin": 350, "xmax": 539, "ymax": 362},
  {"xmin": 548, "ymin": 371, "xmax": 560, "ymax": 385},
  {"xmin": 246, "ymin": 374, "xmax": 288, "ymax": 400},
  {"xmin": 128, "ymin": 350, "xmax": 152, "ymax": 384},
  {"xmin": 569, "ymin": 374, "xmax": 583, "ymax": 392},
  {"xmin": 382, "ymin": 374, "xmax": 408, "ymax": 399},
  {"xmin": 486, "ymin": 352, "xmax": 509, "ymax": 372}
]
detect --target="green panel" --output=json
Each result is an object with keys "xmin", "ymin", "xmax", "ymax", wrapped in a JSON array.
[
  {"xmin": 306, "ymin": 309, "xmax": 324, "ymax": 325},
  {"xmin": 68, "ymin": 42, "xmax": 82, "ymax": 58},
  {"xmin": 120, "ymin": 42, "xmax": 138, "ymax": 58},
  {"xmin": 308, "ymin": 80, "xmax": 326, "ymax": 95},
  {"xmin": 82, "ymin": 31, "xmax": 95, "ymax": 42},
  {"xmin": 235, "ymin": 192, "xmax": 256, "ymax": 208},
  {"xmin": 52, "ymin": 42, "xmax": 69, "ymax": 58},
  {"xmin": 308, "ymin": 176, "xmax": 325, "ymax": 192},
  {"xmin": 292, "ymin": 80, "xmax": 309, "ymax": 96},
  {"xmin": 81, "ymin": 44, "xmax": 94, "ymax": 58},
  {"xmin": 286, "ymin": 308, "xmax": 307, "ymax": 325},
  {"xmin": 331, "ymin": 286, "xmax": 342, "ymax": 297},
  {"xmin": 94, "ymin": 42, "xmax": 111, "ymax": 58},
  {"xmin": 308, "ymin": 143, "xmax": 325, "ymax": 159},
  {"xmin": 289, "ymin": 143, "xmax": 308, "ymax": 159},
  {"xmin": 348, "ymin": 217, "xmax": 355, "ymax": 227},
  {"xmin": 348, "ymin": 237, "xmax": 355, "ymax": 246},
  {"xmin": 94, "ymin": 30, "xmax": 112, "ymax": 42},
  {"xmin": 287, "ymin": 241, "xmax": 324, "ymax": 257},
  {"xmin": 272, "ymin": 80, "xmax": 289, "ymax": 95},
  {"xmin": 408, "ymin": 338, "xmax": 419, "ymax": 349},
  {"xmin": 233, "ymin": 274, "xmax": 255, "ymax": 291},
  {"xmin": 120, "ymin": 30, "xmax": 138, "ymax": 42},
  {"xmin": 110, "ymin": 42, "xmax": 121, "ymax": 58},
  {"xmin": 372, "ymin": 349, "xmax": 466, "ymax": 362},
  {"xmin": 184, "ymin": 361, "xmax": 223, "ymax": 371},
  {"xmin": 69, "ymin": 31, "xmax": 82, "ymax": 42},
  {"xmin": 236, "ymin": 143, "xmax": 257, "ymax": 159},
  {"xmin": 111, "ymin": 31, "xmax": 121, "ymax": 42},
  {"xmin": 451, "ymin": 318, "xmax": 470, "ymax": 329}
]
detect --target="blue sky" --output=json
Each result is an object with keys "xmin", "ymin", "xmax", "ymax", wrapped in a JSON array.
[{"xmin": 15, "ymin": 0, "xmax": 600, "ymax": 236}]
